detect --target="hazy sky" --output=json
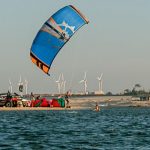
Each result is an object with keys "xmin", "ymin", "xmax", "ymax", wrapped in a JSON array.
[{"xmin": 0, "ymin": 0, "xmax": 150, "ymax": 94}]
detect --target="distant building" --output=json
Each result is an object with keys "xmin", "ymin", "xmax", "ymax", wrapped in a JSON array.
[{"xmin": 94, "ymin": 91, "xmax": 104, "ymax": 95}]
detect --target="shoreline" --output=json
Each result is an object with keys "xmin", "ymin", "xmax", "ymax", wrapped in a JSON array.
[
  {"xmin": 1, "ymin": 96, "xmax": 150, "ymax": 111},
  {"xmin": 1, "ymin": 102, "xmax": 150, "ymax": 111},
  {"xmin": 0, "ymin": 107, "xmax": 90, "ymax": 111}
]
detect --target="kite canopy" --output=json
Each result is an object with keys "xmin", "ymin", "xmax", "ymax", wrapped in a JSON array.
[{"xmin": 30, "ymin": 5, "xmax": 89, "ymax": 75}]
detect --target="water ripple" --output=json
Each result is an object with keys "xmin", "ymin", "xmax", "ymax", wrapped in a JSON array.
[{"xmin": 0, "ymin": 108, "xmax": 150, "ymax": 149}]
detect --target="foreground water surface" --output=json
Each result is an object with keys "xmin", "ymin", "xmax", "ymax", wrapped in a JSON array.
[{"xmin": 0, "ymin": 107, "xmax": 150, "ymax": 150}]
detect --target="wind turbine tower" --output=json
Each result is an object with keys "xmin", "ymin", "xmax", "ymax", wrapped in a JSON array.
[
  {"xmin": 97, "ymin": 73, "xmax": 104, "ymax": 95},
  {"xmin": 80, "ymin": 72, "xmax": 88, "ymax": 94},
  {"xmin": 24, "ymin": 79, "xmax": 28, "ymax": 95},
  {"xmin": 55, "ymin": 74, "xmax": 61, "ymax": 94},
  {"xmin": 9, "ymin": 79, "xmax": 13, "ymax": 93},
  {"xmin": 61, "ymin": 73, "xmax": 66, "ymax": 94}
]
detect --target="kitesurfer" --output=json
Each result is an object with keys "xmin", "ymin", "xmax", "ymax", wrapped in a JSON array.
[{"xmin": 94, "ymin": 102, "xmax": 100, "ymax": 111}]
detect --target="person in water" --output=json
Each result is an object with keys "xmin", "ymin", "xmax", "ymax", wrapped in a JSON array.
[{"xmin": 95, "ymin": 102, "xmax": 100, "ymax": 111}]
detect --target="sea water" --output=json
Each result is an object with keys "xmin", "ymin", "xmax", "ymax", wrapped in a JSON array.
[{"xmin": 0, "ymin": 107, "xmax": 150, "ymax": 150}]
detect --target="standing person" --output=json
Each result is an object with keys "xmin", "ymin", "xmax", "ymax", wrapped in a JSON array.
[
  {"xmin": 30, "ymin": 92, "xmax": 35, "ymax": 100},
  {"xmin": 65, "ymin": 91, "xmax": 71, "ymax": 108},
  {"xmin": 30, "ymin": 92, "xmax": 35, "ymax": 107},
  {"xmin": 7, "ymin": 90, "xmax": 12, "ymax": 99}
]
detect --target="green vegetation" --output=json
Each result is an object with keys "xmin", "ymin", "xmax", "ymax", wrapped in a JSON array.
[
  {"xmin": 105, "ymin": 84, "xmax": 150, "ymax": 96},
  {"xmin": 123, "ymin": 84, "xmax": 150, "ymax": 96}
]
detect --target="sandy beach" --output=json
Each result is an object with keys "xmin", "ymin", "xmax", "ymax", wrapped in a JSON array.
[
  {"xmin": 70, "ymin": 96, "xmax": 150, "ymax": 108},
  {"xmin": 0, "ymin": 96, "xmax": 150, "ymax": 111}
]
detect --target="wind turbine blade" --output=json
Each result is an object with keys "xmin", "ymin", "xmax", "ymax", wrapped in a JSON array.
[
  {"xmin": 100, "ymin": 73, "xmax": 103, "ymax": 80},
  {"xmin": 56, "ymin": 74, "xmax": 61, "ymax": 83},
  {"xmin": 9, "ymin": 79, "xmax": 11, "ymax": 85},
  {"xmin": 58, "ymin": 74, "xmax": 61, "ymax": 81},
  {"xmin": 84, "ymin": 72, "xmax": 87, "ymax": 80},
  {"xmin": 61, "ymin": 73, "xmax": 64, "ymax": 81},
  {"xmin": 79, "ymin": 80, "xmax": 84, "ymax": 83},
  {"xmin": 19, "ymin": 75, "xmax": 21, "ymax": 83},
  {"xmin": 97, "ymin": 77, "xmax": 100, "ymax": 80}
]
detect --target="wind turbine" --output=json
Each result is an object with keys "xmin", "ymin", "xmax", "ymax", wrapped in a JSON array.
[
  {"xmin": 24, "ymin": 79, "xmax": 28, "ymax": 95},
  {"xmin": 56, "ymin": 74, "xmax": 61, "ymax": 94},
  {"xmin": 97, "ymin": 73, "xmax": 104, "ymax": 95},
  {"xmin": 9, "ymin": 79, "xmax": 13, "ymax": 93},
  {"xmin": 80, "ymin": 72, "xmax": 88, "ymax": 94}
]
